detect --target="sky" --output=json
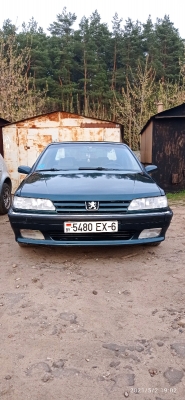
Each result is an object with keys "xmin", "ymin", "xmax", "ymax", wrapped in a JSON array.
[{"xmin": 1, "ymin": 0, "xmax": 185, "ymax": 38}]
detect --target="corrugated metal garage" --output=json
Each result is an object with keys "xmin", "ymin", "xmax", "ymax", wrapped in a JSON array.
[
  {"xmin": 140, "ymin": 103, "xmax": 185, "ymax": 192},
  {"xmin": 2, "ymin": 111, "xmax": 123, "ymax": 192}
]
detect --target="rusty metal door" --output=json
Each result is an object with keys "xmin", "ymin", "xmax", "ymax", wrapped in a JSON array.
[{"xmin": 23, "ymin": 129, "xmax": 58, "ymax": 167}]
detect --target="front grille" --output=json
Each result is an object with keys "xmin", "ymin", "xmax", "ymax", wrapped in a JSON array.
[
  {"xmin": 53, "ymin": 200, "xmax": 130, "ymax": 214},
  {"xmin": 47, "ymin": 231, "xmax": 136, "ymax": 241}
]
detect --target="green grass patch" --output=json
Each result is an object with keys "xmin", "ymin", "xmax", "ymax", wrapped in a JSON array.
[{"xmin": 167, "ymin": 190, "xmax": 185, "ymax": 204}]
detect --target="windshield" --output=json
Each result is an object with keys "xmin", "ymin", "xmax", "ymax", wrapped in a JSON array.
[{"xmin": 35, "ymin": 143, "xmax": 141, "ymax": 172}]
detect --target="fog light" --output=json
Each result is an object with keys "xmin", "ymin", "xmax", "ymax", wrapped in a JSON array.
[
  {"xmin": 20, "ymin": 229, "xmax": 45, "ymax": 240},
  {"xmin": 138, "ymin": 228, "xmax": 162, "ymax": 239}
]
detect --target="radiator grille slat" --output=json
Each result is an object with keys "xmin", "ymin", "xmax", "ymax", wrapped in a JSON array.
[{"xmin": 53, "ymin": 200, "xmax": 131, "ymax": 213}]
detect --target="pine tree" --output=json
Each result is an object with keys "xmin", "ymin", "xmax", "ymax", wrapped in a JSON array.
[
  {"xmin": 48, "ymin": 7, "xmax": 78, "ymax": 111},
  {"xmin": 77, "ymin": 11, "xmax": 111, "ymax": 117},
  {"xmin": 142, "ymin": 16, "xmax": 157, "ymax": 69},
  {"xmin": 122, "ymin": 19, "xmax": 143, "ymax": 81},
  {"xmin": 154, "ymin": 15, "xmax": 184, "ymax": 82},
  {"xmin": 17, "ymin": 18, "xmax": 50, "ymax": 92}
]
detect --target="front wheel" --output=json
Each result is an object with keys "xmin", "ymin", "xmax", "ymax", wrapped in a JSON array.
[{"xmin": 0, "ymin": 183, "xmax": 11, "ymax": 214}]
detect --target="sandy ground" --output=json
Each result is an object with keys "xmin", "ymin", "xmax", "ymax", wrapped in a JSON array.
[{"xmin": 0, "ymin": 204, "xmax": 185, "ymax": 400}]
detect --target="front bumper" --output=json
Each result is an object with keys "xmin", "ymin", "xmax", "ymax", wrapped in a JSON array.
[{"xmin": 8, "ymin": 209, "xmax": 173, "ymax": 246}]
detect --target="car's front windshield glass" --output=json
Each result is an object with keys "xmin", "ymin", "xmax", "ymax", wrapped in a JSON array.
[{"xmin": 35, "ymin": 143, "xmax": 141, "ymax": 172}]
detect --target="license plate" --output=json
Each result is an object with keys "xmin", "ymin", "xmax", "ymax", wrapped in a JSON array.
[{"xmin": 64, "ymin": 221, "xmax": 118, "ymax": 233}]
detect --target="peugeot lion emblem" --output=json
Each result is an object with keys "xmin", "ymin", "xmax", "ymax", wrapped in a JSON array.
[{"xmin": 85, "ymin": 201, "xmax": 99, "ymax": 211}]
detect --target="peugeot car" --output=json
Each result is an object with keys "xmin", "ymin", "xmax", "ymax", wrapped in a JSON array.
[{"xmin": 8, "ymin": 142, "xmax": 173, "ymax": 246}]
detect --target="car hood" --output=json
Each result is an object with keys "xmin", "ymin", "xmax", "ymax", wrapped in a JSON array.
[{"xmin": 16, "ymin": 171, "xmax": 163, "ymax": 200}]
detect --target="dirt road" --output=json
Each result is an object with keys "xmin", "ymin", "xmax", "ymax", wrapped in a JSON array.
[{"xmin": 0, "ymin": 204, "xmax": 185, "ymax": 399}]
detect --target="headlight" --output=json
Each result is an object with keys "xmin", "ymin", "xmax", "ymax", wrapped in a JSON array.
[
  {"xmin": 13, "ymin": 196, "xmax": 55, "ymax": 211},
  {"xmin": 128, "ymin": 196, "xmax": 168, "ymax": 211}
]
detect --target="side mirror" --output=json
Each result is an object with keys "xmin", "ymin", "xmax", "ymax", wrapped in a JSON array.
[
  {"xmin": 18, "ymin": 166, "xmax": 31, "ymax": 174},
  {"xmin": 145, "ymin": 165, "xmax": 158, "ymax": 173}
]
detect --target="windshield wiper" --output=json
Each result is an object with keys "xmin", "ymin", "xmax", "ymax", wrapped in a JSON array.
[
  {"xmin": 36, "ymin": 168, "xmax": 60, "ymax": 171},
  {"xmin": 78, "ymin": 167, "xmax": 114, "ymax": 171}
]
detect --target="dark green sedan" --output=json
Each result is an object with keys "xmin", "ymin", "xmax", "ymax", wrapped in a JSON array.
[{"xmin": 8, "ymin": 142, "xmax": 173, "ymax": 247}]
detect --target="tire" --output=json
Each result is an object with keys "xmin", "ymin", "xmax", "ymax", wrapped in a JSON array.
[{"xmin": 0, "ymin": 183, "xmax": 11, "ymax": 214}]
